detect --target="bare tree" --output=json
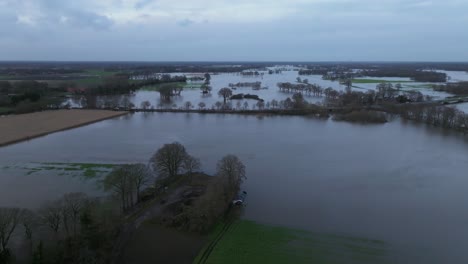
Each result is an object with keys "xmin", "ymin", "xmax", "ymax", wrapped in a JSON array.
[
  {"xmin": 40, "ymin": 202, "xmax": 62, "ymax": 237},
  {"xmin": 103, "ymin": 167, "xmax": 133, "ymax": 212},
  {"xmin": 243, "ymin": 101, "xmax": 249, "ymax": 110},
  {"xmin": 218, "ymin": 88, "xmax": 233, "ymax": 104},
  {"xmin": 21, "ymin": 209, "xmax": 39, "ymax": 257},
  {"xmin": 184, "ymin": 101, "xmax": 193, "ymax": 110},
  {"xmin": 0, "ymin": 208, "xmax": 22, "ymax": 254},
  {"xmin": 215, "ymin": 101, "xmax": 222, "ymax": 110},
  {"xmin": 182, "ymin": 156, "xmax": 201, "ymax": 183},
  {"xmin": 62, "ymin": 193, "xmax": 88, "ymax": 237},
  {"xmin": 182, "ymin": 156, "xmax": 201, "ymax": 174},
  {"xmin": 216, "ymin": 155, "xmax": 246, "ymax": 203},
  {"xmin": 198, "ymin": 102, "xmax": 206, "ymax": 110},
  {"xmin": 126, "ymin": 164, "xmax": 152, "ymax": 202},
  {"xmin": 141, "ymin": 100, "xmax": 151, "ymax": 110},
  {"xmin": 150, "ymin": 142, "xmax": 188, "ymax": 179},
  {"xmin": 256, "ymin": 101, "xmax": 265, "ymax": 110},
  {"xmin": 271, "ymin": 99, "xmax": 278, "ymax": 109}
]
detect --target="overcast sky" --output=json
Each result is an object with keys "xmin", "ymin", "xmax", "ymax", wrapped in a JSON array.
[{"xmin": 0, "ymin": 0, "xmax": 467, "ymax": 61}]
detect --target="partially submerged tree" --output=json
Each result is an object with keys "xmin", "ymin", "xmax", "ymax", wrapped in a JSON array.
[
  {"xmin": 198, "ymin": 102, "xmax": 206, "ymax": 110},
  {"xmin": 218, "ymin": 88, "xmax": 233, "ymax": 104},
  {"xmin": 141, "ymin": 100, "xmax": 151, "ymax": 110},
  {"xmin": 184, "ymin": 101, "xmax": 193, "ymax": 110}
]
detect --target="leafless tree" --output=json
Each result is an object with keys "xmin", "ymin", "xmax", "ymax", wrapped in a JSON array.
[
  {"xmin": 182, "ymin": 156, "xmax": 201, "ymax": 174},
  {"xmin": 62, "ymin": 193, "xmax": 88, "ymax": 237},
  {"xmin": 141, "ymin": 100, "xmax": 151, "ymax": 110},
  {"xmin": 256, "ymin": 101, "xmax": 265, "ymax": 110},
  {"xmin": 150, "ymin": 142, "xmax": 188, "ymax": 179},
  {"xmin": 21, "ymin": 209, "xmax": 39, "ymax": 256},
  {"xmin": 126, "ymin": 164, "xmax": 152, "ymax": 202},
  {"xmin": 40, "ymin": 201, "xmax": 62, "ymax": 237},
  {"xmin": 216, "ymin": 155, "xmax": 246, "ymax": 203},
  {"xmin": 103, "ymin": 167, "xmax": 133, "ymax": 212},
  {"xmin": 198, "ymin": 102, "xmax": 206, "ymax": 110},
  {"xmin": 218, "ymin": 88, "xmax": 233, "ymax": 104},
  {"xmin": 0, "ymin": 208, "xmax": 22, "ymax": 253},
  {"xmin": 236, "ymin": 101, "xmax": 242, "ymax": 110},
  {"xmin": 215, "ymin": 101, "xmax": 222, "ymax": 110},
  {"xmin": 184, "ymin": 101, "xmax": 193, "ymax": 110}
]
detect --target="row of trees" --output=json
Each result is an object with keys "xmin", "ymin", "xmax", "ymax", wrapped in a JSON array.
[
  {"xmin": 433, "ymin": 82, "xmax": 468, "ymax": 96},
  {"xmin": 389, "ymin": 104, "xmax": 468, "ymax": 130},
  {"xmin": 0, "ymin": 193, "xmax": 118, "ymax": 263},
  {"xmin": 361, "ymin": 69, "xmax": 447, "ymax": 82},
  {"xmin": 148, "ymin": 142, "xmax": 246, "ymax": 232},
  {"xmin": 228, "ymin": 82, "xmax": 262, "ymax": 90},
  {"xmin": 278, "ymin": 82, "xmax": 324, "ymax": 97}
]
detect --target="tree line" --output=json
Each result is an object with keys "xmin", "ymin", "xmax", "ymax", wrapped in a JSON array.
[{"xmin": 433, "ymin": 82, "xmax": 468, "ymax": 96}]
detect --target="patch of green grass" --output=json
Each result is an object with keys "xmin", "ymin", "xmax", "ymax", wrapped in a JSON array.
[
  {"xmin": 352, "ymin": 79, "xmax": 413, "ymax": 84},
  {"xmin": 199, "ymin": 220, "xmax": 389, "ymax": 264}
]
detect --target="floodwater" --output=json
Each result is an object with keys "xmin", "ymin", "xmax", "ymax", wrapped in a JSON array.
[
  {"xmin": 64, "ymin": 69, "xmax": 456, "ymax": 108},
  {"xmin": 1, "ymin": 113, "xmax": 468, "ymax": 263}
]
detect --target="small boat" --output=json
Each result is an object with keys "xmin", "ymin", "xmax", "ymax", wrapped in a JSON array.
[{"xmin": 232, "ymin": 191, "xmax": 247, "ymax": 205}]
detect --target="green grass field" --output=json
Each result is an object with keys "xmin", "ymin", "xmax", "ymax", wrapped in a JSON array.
[
  {"xmin": 197, "ymin": 220, "xmax": 389, "ymax": 264},
  {"xmin": 352, "ymin": 79, "xmax": 413, "ymax": 84}
]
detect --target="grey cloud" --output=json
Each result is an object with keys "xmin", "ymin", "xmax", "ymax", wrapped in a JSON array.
[{"xmin": 1, "ymin": 0, "xmax": 468, "ymax": 61}]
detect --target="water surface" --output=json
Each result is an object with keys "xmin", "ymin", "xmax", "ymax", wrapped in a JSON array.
[{"xmin": 1, "ymin": 113, "xmax": 468, "ymax": 263}]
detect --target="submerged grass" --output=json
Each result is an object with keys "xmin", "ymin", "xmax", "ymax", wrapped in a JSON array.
[
  {"xmin": 352, "ymin": 79, "xmax": 413, "ymax": 84},
  {"xmin": 199, "ymin": 220, "xmax": 389, "ymax": 264},
  {"xmin": 3, "ymin": 162, "xmax": 118, "ymax": 179},
  {"xmin": 141, "ymin": 82, "xmax": 193, "ymax": 91}
]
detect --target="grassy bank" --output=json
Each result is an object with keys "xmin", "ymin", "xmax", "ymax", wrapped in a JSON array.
[{"xmin": 196, "ymin": 220, "xmax": 388, "ymax": 264}]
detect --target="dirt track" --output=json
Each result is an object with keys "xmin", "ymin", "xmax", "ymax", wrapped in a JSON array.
[{"xmin": 0, "ymin": 110, "xmax": 127, "ymax": 147}]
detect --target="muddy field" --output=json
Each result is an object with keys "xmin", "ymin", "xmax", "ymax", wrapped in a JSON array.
[{"xmin": 0, "ymin": 109, "xmax": 127, "ymax": 147}]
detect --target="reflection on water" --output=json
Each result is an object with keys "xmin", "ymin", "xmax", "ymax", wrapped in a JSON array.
[
  {"xmin": 1, "ymin": 113, "xmax": 468, "ymax": 263},
  {"xmin": 64, "ymin": 70, "xmax": 461, "ymax": 109}
]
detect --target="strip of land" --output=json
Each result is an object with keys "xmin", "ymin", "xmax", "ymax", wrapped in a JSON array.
[{"xmin": 0, "ymin": 109, "xmax": 127, "ymax": 147}]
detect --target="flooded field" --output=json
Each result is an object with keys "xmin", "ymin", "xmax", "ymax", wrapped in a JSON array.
[
  {"xmin": 1, "ymin": 113, "xmax": 468, "ymax": 263},
  {"xmin": 64, "ymin": 68, "xmax": 459, "ymax": 109}
]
